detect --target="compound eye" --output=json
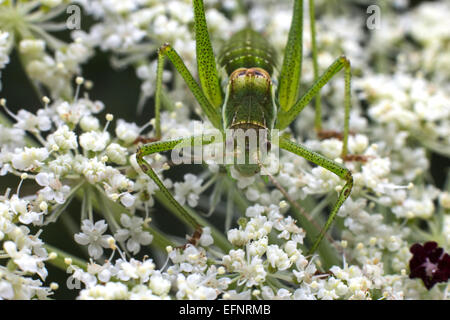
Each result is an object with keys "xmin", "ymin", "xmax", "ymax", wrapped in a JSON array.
[
  {"xmin": 254, "ymin": 71, "xmax": 263, "ymax": 76},
  {"xmin": 239, "ymin": 70, "xmax": 246, "ymax": 76}
]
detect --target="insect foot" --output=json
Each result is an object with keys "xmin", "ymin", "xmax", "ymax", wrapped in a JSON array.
[
  {"xmin": 177, "ymin": 227, "xmax": 204, "ymax": 250},
  {"xmin": 342, "ymin": 154, "xmax": 372, "ymax": 163},
  {"xmin": 133, "ymin": 136, "xmax": 161, "ymax": 145},
  {"xmin": 316, "ymin": 129, "xmax": 356, "ymax": 141}
]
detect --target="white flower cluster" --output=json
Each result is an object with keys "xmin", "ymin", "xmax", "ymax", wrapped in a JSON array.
[
  {"xmin": 0, "ymin": 75, "xmax": 218, "ymax": 298},
  {"xmin": 369, "ymin": 1, "xmax": 450, "ymax": 84},
  {"xmin": 73, "ymin": 0, "xmax": 245, "ymax": 110},
  {"xmin": 0, "ymin": 2, "xmax": 93, "ymax": 98},
  {"xmin": 21, "ymin": 38, "xmax": 92, "ymax": 99},
  {"xmin": 0, "ymin": 190, "xmax": 52, "ymax": 299},
  {"xmin": 357, "ymin": 74, "xmax": 450, "ymax": 155}
]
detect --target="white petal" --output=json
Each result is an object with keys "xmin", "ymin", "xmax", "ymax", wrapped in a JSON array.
[
  {"xmin": 35, "ymin": 172, "xmax": 49, "ymax": 186},
  {"xmin": 98, "ymin": 269, "xmax": 112, "ymax": 283},
  {"xmin": 0, "ymin": 281, "xmax": 14, "ymax": 300},
  {"xmin": 138, "ymin": 232, "xmax": 153, "ymax": 246},
  {"xmin": 80, "ymin": 220, "xmax": 94, "ymax": 233},
  {"xmin": 15, "ymin": 254, "xmax": 38, "ymax": 273},
  {"xmin": 114, "ymin": 229, "xmax": 130, "ymax": 242},
  {"xmin": 74, "ymin": 233, "xmax": 90, "ymax": 245},
  {"xmin": 3, "ymin": 241, "xmax": 17, "ymax": 257},
  {"xmin": 126, "ymin": 239, "xmax": 140, "ymax": 254},
  {"xmin": 120, "ymin": 193, "xmax": 135, "ymax": 208},
  {"xmin": 18, "ymin": 212, "xmax": 38, "ymax": 225},
  {"xmin": 94, "ymin": 220, "xmax": 108, "ymax": 234},
  {"xmin": 53, "ymin": 192, "xmax": 65, "ymax": 204},
  {"xmin": 120, "ymin": 214, "xmax": 131, "ymax": 228},
  {"xmin": 100, "ymin": 235, "xmax": 112, "ymax": 248},
  {"xmin": 88, "ymin": 243, "xmax": 103, "ymax": 259},
  {"xmin": 199, "ymin": 233, "xmax": 213, "ymax": 247}
]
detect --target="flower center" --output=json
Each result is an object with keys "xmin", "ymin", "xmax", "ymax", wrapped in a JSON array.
[
  {"xmin": 422, "ymin": 258, "xmax": 438, "ymax": 277},
  {"xmin": 0, "ymin": 6, "xmax": 27, "ymax": 36}
]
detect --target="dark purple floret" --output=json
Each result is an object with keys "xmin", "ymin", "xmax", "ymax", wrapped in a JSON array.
[{"xmin": 409, "ymin": 241, "xmax": 450, "ymax": 290}]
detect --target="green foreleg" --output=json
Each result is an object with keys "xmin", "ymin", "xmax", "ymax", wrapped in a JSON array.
[
  {"xmin": 156, "ymin": 44, "xmax": 222, "ymax": 130},
  {"xmin": 277, "ymin": 55, "xmax": 352, "ymax": 157},
  {"xmin": 278, "ymin": 136, "xmax": 353, "ymax": 255}
]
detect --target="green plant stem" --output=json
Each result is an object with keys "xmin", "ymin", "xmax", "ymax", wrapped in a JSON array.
[
  {"xmin": 44, "ymin": 244, "xmax": 87, "ymax": 271},
  {"xmin": 88, "ymin": 186, "xmax": 177, "ymax": 251}
]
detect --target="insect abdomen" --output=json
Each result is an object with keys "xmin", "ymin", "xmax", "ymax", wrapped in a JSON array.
[{"xmin": 218, "ymin": 28, "xmax": 277, "ymax": 76}]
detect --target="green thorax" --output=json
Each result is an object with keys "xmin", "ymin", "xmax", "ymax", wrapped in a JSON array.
[{"xmin": 220, "ymin": 28, "xmax": 278, "ymax": 132}]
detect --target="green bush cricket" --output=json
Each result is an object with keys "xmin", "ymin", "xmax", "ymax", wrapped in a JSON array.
[{"xmin": 137, "ymin": 0, "xmax": 353, "ymax": 254}]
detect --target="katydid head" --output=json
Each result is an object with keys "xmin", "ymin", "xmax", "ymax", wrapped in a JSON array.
[
  {"xmin": 222, "ymin": 67, "xmax": 277, "ymax": 133},
  {"xmin": 228, "ymin": 67, "xmax": 272, "ymax": 98},
  {"xmin": 221, "ymin": 67, "xmax": 276, "ymax": 177}
]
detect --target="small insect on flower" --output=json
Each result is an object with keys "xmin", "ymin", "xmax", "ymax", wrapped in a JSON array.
[
  {"xmin": 409, "ymin": 241, "xmax": 450, "ymax": 290},
  {"xmin": 136, "ymin": 0, "xmax": 355, "ymax": 254}
]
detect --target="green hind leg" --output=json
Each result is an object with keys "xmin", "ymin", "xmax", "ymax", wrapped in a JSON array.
[
  {"xmin": 136, "ymin": 135, "xmax": 216, "ymax": 230},
  {"xmin": 277, "ymin": 55, "xmax": 352, "ymax": 158},
  {"xmin": 278, "ymin": 136, "xmax": 353, "ymax": 255}
]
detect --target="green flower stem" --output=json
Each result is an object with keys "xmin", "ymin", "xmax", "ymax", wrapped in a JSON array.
[
  {"xmin": 88, "ymin": 186, "xmax": 177, "ymax": 251},
  {"xmin": 44, "ymin": 181, "xmax": 84, "ymax": 224},
  {"xmin": 60, "ymin": 211, "xmax": 90, "ymax": 257},
  {"xmin": 44, "ymin": 243, "xmax": 87, "ymax": 271},
  {"xmin": 266, "ymin": 275, "xmax": 288, "ymax": 293},
  {"xmin": 270, "ymin": 271, "xmax": 296, "ymax": 283},
  {"xmin": 146, "ymin": 225, "xmax": 178, "ymax": 251}
]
